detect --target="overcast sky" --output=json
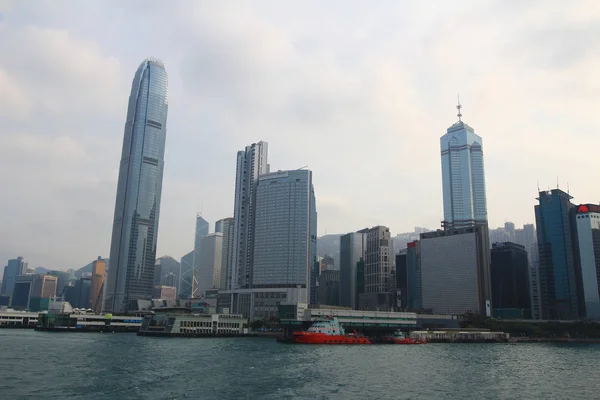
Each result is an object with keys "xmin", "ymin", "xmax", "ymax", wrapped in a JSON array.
[{"xmin": 1, "ymin": 0, "xmax": 599, "ymax": 270}]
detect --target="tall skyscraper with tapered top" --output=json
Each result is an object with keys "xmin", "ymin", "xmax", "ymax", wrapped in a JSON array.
[
  {"xmin": 103, "ymin": 58, "xmax": 168, "ymax": 314},
  {"xmin": 440, "ymin": 101, "xmax": 488, "ymax": 229}
]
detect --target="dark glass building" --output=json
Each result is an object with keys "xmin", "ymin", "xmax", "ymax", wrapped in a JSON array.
[
  {"xmin": 66, "ymin": 278, "xmax": 92, "ymax": 309},
  {"xmin": 491, "ymin": 242, "xmax": 531, "ymax": 318},
  {"xmin": 317, "ymin": 270, "xmax": 340, "ymax": 306},
  {"xmin": 11, "ymin": 279, "xmax": 32, "ymax": 310},
  {"xmin": 339, "ymin": 232, "xmax": 366, "ymax": 309},
  {"xmin": 103, "ymin": 58, "xmax": 169, "ymax": 314},
  {"xmin": 1, "ymin": 257, "xmax": 27, "ymax": 296},
  {"xmin": 406, "ymin": 241, "xmax": 422, "ymax": 310},
  {"xmin": 395, "ymin": 252, "xmax": 407, "ymax": 310},
  {"xmin": 535, "ymin": 189, "xmax": 579, "ymax": 320}
]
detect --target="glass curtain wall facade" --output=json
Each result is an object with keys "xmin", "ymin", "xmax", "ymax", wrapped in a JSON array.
[
  {"xmin": 406, "ymin": 241, "xmax": 422, "ymax": 310},
  {"xmin": 252, "ymin": 170, "xmax": 317, "ymax": 304},
  {"xmin": 1, "ymin": 257, "xmax": 27, "ymax": 296},
  {"xmin": 440, "ymin": 118, "xmax": 488, "ymax": 229},
  {"xmin": 490, "ymin": 242, "xmax": 531, "ymax": 318},
  {"xmin": 216, "ymin": 218, "xmax": 235, "ymax": 290},
  {"xmin": 103, "ymin": 58, "xmax": 169, "ymax": 314},
  {"xmin": 231, "ymin": 142, "xmax": 269, "ymax": 290},
  {"xmin": 339, "ymin": 232, "xmax": 366, "ymax": 309},
  {"xmin": 573, "ymin": 205, "xmax": 600, "ymax": 319},
  {"xmin": 534, "ymin": 189, "xmax": 579, "ymax": 320}
]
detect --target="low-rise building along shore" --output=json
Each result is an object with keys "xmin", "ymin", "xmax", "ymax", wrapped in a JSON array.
[
  {"xmin": 0, "ymin": 309, "xmax": 39, "ymax": 328},
  {"xmin": 36, "ymin": 310, "xmax": 142, "ymax": 332},
  {"xmin": 411, "ymin": 329, "xmax": 510, "ymax": 343},
  {"xmin": 137, "ymin": 307, "xmax": 249, "ymax": 337},
  {"xmin": 278, "ymin": 303, "xmax": 461, "ymax": 335}
]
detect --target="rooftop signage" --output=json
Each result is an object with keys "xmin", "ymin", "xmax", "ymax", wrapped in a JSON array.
[{"xmin": 577, "ymin": 204, "xmax": 600, "ymax": 214}]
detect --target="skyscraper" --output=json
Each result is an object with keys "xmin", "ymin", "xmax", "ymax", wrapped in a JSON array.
[
  {"xmin": 491, "ymin": 242, "xmax": 531, "ymax": 319},
  {"xmin": 154, "ymin": 256, "xmax": 181, "ymax": 288},
  {"xmin": 196, "ymin": 232, "xmax": 223, "ymax": 297},
  {"xmin": 103, "ymin": 58, "xmax": 169, "ymax": 314},
  {"xmin": 194, "ymin": 215, "xmax": 210, "ymax": 249},
  {"xmin": 231, "ymin": 141, "xmax": 269, "ymax": 290},
  {"xmin": 339, "ymin": 232, "xmax": 366, "ymax": 309},
  {"xmin": 215, "ymin": 217, "xmax": 234, "ymax": 290},
  {"xmin": 358, "ymin": 226, "xmax": 395, "ymax": 310},
  {"xmin": 180, "ymin": 215, "xmax": 210, "ymax": 299},
  {"xmin": 406, "ymin": 240, "xmax": 422, "ymax": 310},
  {"xmin": 573, "ymin": 204, "xmax": 600, "ymax": 319},
  {"xmin": 252, "ymin": 170, "xmax": 317, "ymax": 302},
  {"xmin": 11, "ymin": 274, "xmax": 57, "ymax": 311},
  {"xmin": 90, "ymin": 257, "xmax": 106, "ymax": 313},
  {"xmin": 179, "ymin": 250, "xmax": 194, "ymax": 299},
  {"xmin": 420, "ymin": 226, "xmax": 492, "ymax": 316},
  {"xmin": 1, "ymin": 257, "xmax": 27, "ymax": 296},
  {"xmin": 535, "ymin": 189, "xmax": 579, "ymax": 320},
  {"xmin": 440, "ymin": 102, "xmax": 487, "ymax": 229}
]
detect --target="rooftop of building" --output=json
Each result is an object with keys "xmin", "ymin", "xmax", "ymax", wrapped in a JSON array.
[
  {"xmin": 492, "ymin": 242, "xmax": 526, "ymax": 250},
  {"xmin": 446, "ymin": 120, "xmax": 476, "ymax": 133},
  {"xmin": 421, "ymin": 224, "xmax": 487, "ymax": 239},
  {"xmin": 141, "ymin": 57, "xmax": 165, "ymax": 68}
]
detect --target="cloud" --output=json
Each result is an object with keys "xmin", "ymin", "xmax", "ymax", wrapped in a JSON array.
[
  {"xmin": 2, "ymin": 133, "xmax": 87, "ymax": 159},
  {"xmin": 0, "ymin": 26, "xmax": 123, "ymax": 119},
  {"xmin": 0, "ymin": 69, "xmax": 30, "ymax": 118}
]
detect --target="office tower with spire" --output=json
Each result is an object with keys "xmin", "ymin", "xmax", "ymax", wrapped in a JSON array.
[
  {"xmin": 419, "ymin": 100, "xmax": 492, "ymax": 317},
  {"xmin": 440, "ymin": 100, "xmax": 488, "ymax": 229},
  {"xmin": 103, "ymin": 58, "xmax": 169, "ymax": 313},
  {"xmin": 180, "ymin": 214, "xmax": 209, "ymax": 299},
  {"xmin": 231, "ymin": 141, "xmax": 269, "ymax": 290}
]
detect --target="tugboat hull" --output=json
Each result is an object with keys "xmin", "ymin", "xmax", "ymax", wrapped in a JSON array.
[{"xmin": 293, "ymin": 332, "xmax": 371, "ymax": 344}]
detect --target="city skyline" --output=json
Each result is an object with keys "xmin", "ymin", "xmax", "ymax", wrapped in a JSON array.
[{"xmin": 1, "ymin": 1, "xmax": 600, "ymax": 270}]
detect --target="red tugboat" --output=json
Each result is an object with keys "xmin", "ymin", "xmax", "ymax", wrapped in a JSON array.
[
  {"xmin": 292, "ymin": 316, "xmax": 371, "ymax": 344},
  {"xmin": 381, "ymin": 330, "xmax": 427, "ymax": 345}
]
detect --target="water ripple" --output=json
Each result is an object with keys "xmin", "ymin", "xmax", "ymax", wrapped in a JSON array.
[{"xmin": 1, "ymin": 330, "xmax": 600, "ymax": 399}]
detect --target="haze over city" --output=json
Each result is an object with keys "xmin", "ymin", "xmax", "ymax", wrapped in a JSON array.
[{"xmin": 1, "ymin": 0, "xmax": 599, "ymax": 270}]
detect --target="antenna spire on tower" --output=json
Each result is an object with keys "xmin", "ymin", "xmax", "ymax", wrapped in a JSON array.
[{"xmin": 456, "ymin": 94, "xmax": 462, "ymax": 122}]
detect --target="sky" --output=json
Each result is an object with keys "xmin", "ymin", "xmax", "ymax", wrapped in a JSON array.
[{"xmin": 0, "ymin": 0, "xmax": 599, "ymax": 271}]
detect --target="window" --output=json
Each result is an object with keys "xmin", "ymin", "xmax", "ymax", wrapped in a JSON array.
[{"xmin": 146, "ymin": 119, "xmax": 162, "ymax": 129}]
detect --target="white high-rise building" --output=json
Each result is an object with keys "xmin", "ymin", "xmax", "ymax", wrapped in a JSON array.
[
  {"xmin": 440, "ymin": 102, "xmax": 488, "ymax": 229},
  {"xmin": 574, "ymin": 204, "xmax": 600, "ymax": 319},
  {"xmin": 223, "ymin": 169, "xmax": 318, "ymax": 320},
  {"xmin": 215, "ymin": 217, "xmax": 234, "ymax": 290},
  {"xmin": 231, "ymin": 141, "xmax": 269, "ymax": 290},
  {"xmin": 196, "ymin": 233, "xmax": 223, "ymax": 298},
  {"xmin": 252, "ymin": 170, "xmax": 317, "ymax": 293}
]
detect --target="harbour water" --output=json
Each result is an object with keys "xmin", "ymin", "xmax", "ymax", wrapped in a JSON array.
[{"xmin": 1, "ymin": 329, "xmax": 599, "ymax": 399}]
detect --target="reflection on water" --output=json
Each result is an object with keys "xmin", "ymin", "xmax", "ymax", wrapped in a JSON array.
[{"xmin": 1, "ymin": 330, "xmax": 600, "ymax": 399}]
